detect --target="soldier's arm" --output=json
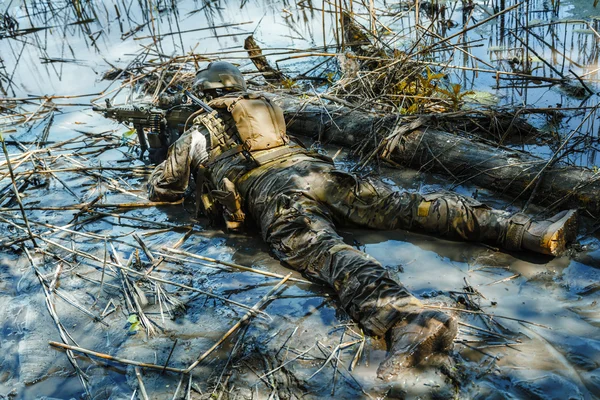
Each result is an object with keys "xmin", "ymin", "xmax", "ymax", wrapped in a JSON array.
[{"xmin": 147, "ymin": 125, "xmax": 209, "ymax": 201}]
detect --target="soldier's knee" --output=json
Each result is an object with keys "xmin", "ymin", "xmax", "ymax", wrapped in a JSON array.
[
  {"xmin": 414, "ymin": 193, "xmax": 449, "ymax": 233},
  {"xmin": 414, "ymin": 192, "xmax": 486, "ymax": 240}
]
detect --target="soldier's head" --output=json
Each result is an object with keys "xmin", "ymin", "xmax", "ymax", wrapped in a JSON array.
[{"xmin": 193, "ymin": 61, "xmax": 247, "ymax": 99}]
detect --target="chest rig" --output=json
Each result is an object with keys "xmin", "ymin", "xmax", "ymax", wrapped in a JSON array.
[
  {"xmin": 193, "ymin": 92, "xmax": 304, "ymax": 231},
  {"xmin": 198, "ymin": 93, "xmax": 289, "ymax": 162}
]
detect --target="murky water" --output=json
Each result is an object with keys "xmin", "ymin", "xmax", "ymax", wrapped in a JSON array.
[{"xmin": 1, "ymin": 1, "xmax": 599, "ymax": 399}]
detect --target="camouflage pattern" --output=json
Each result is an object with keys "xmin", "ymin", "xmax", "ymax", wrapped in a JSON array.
[
  {"xmin": 149, "ymin": 124, "xmax": 516, "ymax": 336},
  {"xmin": 148, "ymin": 126, "xmax": 208, "ymax": 202}
]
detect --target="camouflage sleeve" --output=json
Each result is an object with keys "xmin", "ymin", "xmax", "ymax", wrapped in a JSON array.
[{"xmin": 147, "ymin": 125, "xmax": 209, "ymax": 201}]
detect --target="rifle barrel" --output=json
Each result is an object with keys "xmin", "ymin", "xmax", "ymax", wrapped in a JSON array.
[{"xmin": 183, "ymin": 90, "xmax": 213, "ymax": 113}]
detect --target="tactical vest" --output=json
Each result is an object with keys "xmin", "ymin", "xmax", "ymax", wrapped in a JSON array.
[
  {"xmin": 193, "ymin": 92, "xmax": 307, "ymax": 230},
  {"xmin": 194, "ymin": 93, "xmax": 293, "ymax": 161}
]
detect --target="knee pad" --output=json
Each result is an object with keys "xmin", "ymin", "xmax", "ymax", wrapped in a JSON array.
[
  {"xmin": 416, "ymin": 193, "xmax": 484, "ymax": 240},
  {"xmin": 415, "ymin": 193, "xmax": 450, "ymax": 234}
]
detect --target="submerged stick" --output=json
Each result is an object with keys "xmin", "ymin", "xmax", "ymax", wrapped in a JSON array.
[
  {"xmin": 184, "ymin": 273, "xmax": 292, "ymax": 373},
  {"xmin": 0, "ymin": 135, "xmax": 37, "ymax": 246},
  {"xmin": 24, "ymin": 248, "xmax": 92, "ymax": 397},
  {"xmin": 38, "ymin": 237, "xmax": 268, "ymax": 316},
  {"xmin": 163, "ymin": 247, "xmax": 311, "ymax": 284},
  {"xmin": 485, "ymin": 273, "xmax": 521, "ymax": 286},
  {"xmin": 49, "ymin": 341, "xmax": 187, "ymax": 373},
  {"xmin": 457, "ymin": 321, "xmax": 520, "ymax": 343},
  {"xmin": 135, "ymin": 20, "xmax": 254, "ymax": 40},
  {"xmin": 162, "ymin": 339, "xmax": 179, "ymax": 374},
  {"xmin": 0, "ymin": 199, "xmax": 184, "ymax": 212},
  {"xmin": 135, "ymin": 367, "xmax": 150, "ymax": 400},
  {"xmin": 423, "ymin": 305, "xmax": 551, "ymax": 329},
  {"xmin": 254, "ymin": 344, "xmax": 316, "ymax": 384},
  {"xmin": 308, "ymin": 339, "xmax": 361, "ymax": 381}
]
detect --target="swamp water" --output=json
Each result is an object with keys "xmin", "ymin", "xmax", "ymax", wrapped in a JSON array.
[{"xmin": 0, "ymin": 0, "xmax": 599, "ymax": 399}]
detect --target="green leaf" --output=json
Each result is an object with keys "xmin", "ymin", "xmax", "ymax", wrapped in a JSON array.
[
  {"xmin": 129, "ymin": 321, "xmax": 140, "ymax": 333},
  {"xmin": 122, "ymin": 129, "xmax": 136, "ymax": 138},
  {"xmin": 127, "ymin": 314, "xmax": 140, "ymax": 333},
  {"xmin": 463, "ymin": 91, "xmax": 499, "ymax": 106},
  {"xmin": 127, "ymin": 314, "xmax": 139, "ymax": 324}
]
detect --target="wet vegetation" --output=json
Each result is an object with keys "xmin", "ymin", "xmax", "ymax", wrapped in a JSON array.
[{"xmin": 1, "ymin": 0, "xmax": 600, "ymax": 399}]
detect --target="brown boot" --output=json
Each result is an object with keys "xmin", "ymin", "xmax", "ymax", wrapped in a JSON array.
[
  {"xmin": 522, "ymin": 209, "xmax": 578, "ymax": 256},
  {"xmin": 377, "ymin": 309, "xmax": 457, "ymax": 381},
  {"xmin": 505, "ymin": 210, "xmax": 578, "ymax": 256}
]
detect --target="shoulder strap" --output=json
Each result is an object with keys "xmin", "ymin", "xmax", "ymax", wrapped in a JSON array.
[{"xmin": 194, "ymin": 110, "xmax": 237, "ymax": 153}]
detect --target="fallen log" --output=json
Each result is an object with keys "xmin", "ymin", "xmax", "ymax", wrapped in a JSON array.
[
  {"xmin": 118, "ymin": 46, "xmax": 599, "ymax": 217},
  {"xmin": 272, "ymin": 94, "xmax": 600, "ymax": 218}
]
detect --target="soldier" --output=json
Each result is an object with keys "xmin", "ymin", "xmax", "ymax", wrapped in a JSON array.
[{"xmin": 148, "ymin": 61, "xmax": 578, "ymax": 379}]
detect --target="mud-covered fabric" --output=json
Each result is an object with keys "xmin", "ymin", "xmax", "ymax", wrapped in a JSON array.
[
  {"xmin": 148, "ymin": 124, "xmax": 514, "ymax": 336},
  {"xmin": 235, "ymin": 159, "xmax": 512, "ymax": 335},
  {"xmin": 235, "ymin": 158, "xmax": 417, "ymax": 335},
  {"xmin": 410, "ymin": 192, "xmax": 511, "ymax": 244},
  {"xmin": 148, "ymin": 126, "xmax": 209, "ymax": 201}
]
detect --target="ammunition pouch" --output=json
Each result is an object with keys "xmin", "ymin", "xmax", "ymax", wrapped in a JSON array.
[
  {"xmin": 195, "ymin": 166, "xmax": 221, "ymax": 224},
  {"xmin": 195, "ymin": 168, "xmax": 246, "ymax": 232},
  {"xmin": 211, "ymin": 178, "xmax": 246, "ymax": 232},
  {"xmin": 252, "ymin": 145, "xmax": 307, "ymax": 166}
]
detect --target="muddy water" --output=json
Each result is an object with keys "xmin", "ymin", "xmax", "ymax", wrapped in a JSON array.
[{"xmin": 1, "ymin": 0, "xmax": 600, "ymax": 399}]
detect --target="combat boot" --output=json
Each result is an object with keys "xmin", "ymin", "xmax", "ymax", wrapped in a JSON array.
[
  {"xmin": 377, "ymin": 308, "xmax": 457, "ymax": 381},
  {"xmin": 505, "ymin": 210, "xmax": 578, "ymax": 256}
]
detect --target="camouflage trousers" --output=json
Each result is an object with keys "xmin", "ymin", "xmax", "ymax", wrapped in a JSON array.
[{"xmin": 237, "ymin": 156, "xmax": 511, "ymax": 336}]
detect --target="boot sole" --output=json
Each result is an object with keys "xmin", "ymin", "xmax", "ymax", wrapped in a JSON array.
[{"xmin": 544, "ymin": 209, "xmax": 578, "ymax": 256}]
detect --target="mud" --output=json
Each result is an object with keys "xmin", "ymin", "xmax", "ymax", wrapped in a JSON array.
[{"xmin": 1, "ymin": 0, "xmax": 599, "ymax": 399}]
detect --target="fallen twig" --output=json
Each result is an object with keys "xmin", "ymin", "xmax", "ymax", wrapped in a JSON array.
[
  {"xmin": 49, "ymin": 341, "xmax": 187, "ymax": 373},
  {"xmin": 184, "ymin": 273, "xmax": 292, "ymax": 373}
]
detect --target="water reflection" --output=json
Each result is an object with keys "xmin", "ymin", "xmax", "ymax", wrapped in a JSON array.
[{"xmin": 0, "ymin": 0, "xmax": 599, "ymax": 399}]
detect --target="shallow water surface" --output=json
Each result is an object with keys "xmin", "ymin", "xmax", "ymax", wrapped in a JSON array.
[{"xmin": 0, "ymin": 0, "xmax": 599, "ymax": 399}]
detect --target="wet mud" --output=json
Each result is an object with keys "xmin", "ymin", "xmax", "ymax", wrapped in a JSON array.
[{"xmin": 1, "ymin": 0, "xmax": 599, "ymax": 399}]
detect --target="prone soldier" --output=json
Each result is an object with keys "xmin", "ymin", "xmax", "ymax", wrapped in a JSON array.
[{"xmin": 143, "ymin": 62, "xmax": 577, "ymax": 379}]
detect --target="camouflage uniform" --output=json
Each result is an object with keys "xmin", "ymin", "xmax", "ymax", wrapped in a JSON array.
[
  {"xmin": 148, "ymin": 118, "xmax": 528, "ymax": 337},
  {"xmin": 147, "ymin": 61, "xmax": 576, "ymax": 343}
]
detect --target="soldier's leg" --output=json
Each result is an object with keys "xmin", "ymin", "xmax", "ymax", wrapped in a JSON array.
[
  {"xmin": 259, "ymin": 190, "xmax": 416, "ymax": 336},
  {"xmin": 407, "ymin": 192, "xmax": 578, "ymax": 256},
  {"xmin": 239, "ymin": 162, "xmax": 457, "ymax": 377},
  {"xmin": 253, "ymin": 190, "xmax": 457, "ymax": 375},
  {"xmin": 320, "ymin": 170, "xmax": 577, "ymax": 256}
]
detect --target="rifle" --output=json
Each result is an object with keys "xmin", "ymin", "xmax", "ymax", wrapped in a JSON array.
[
  {"xmin": 92, "ymin": 99, "xmax": 198, "ymax": 164},
  {"xmin": 183, "ymin": 89, "xmax": 213, "ymax": 113},
  {"xmin": 92, "ymin": 90, "xmax": 252, "ymax": 165}
]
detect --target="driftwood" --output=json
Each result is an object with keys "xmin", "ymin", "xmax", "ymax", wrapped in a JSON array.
[
  {"xmin": 241, "ymin": 18, "xmax": 600, "ymax": 219},
  {"xmin": 272, "ymin": 94, "xmax": 600, "ymax": 218},
  {"xmin": 244, "ymin": 35, "xmax": 288, "ymax": 84}
]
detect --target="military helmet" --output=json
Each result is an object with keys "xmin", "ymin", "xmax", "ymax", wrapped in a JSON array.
[{"xmin": 193, "ymin": 61, "xmax": 247, "ymax": 92}]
